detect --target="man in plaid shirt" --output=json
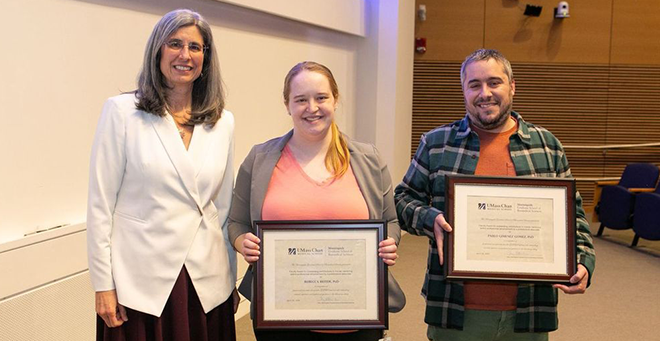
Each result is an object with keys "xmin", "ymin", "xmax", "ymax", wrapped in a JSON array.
[{"xmin": 395, "ymin": 49, "xmax": 595, "ymax": 341}]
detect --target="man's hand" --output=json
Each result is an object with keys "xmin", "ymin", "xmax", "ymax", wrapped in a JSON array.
[
  {"xmin": 433, "ymin": 214, "xmax": 453, "ymax": 265},
  {"xmin": 95, "ymin": 290, "xmax": 128, "ymax": 328},
  {"xmin": 553, "ymin": 264, "xmax": 589, "ymax": 294}
]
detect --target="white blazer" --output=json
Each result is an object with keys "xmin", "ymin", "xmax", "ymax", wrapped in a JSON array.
[{"xmin": 87, "ymin": 93, "xmax": 236, "ymax": 316}]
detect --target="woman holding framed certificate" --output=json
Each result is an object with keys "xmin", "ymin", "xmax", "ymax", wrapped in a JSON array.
[{"xmin": 227, "ymin": 61, "xmax": 401, "ymax": 341}]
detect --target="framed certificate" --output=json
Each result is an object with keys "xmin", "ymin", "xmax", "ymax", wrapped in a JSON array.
[
  {"xmin": 445, "ymin": 175, "xmax": 577, "ymax": 283},
  {"xmin": 253, "ymin": 220, "xmax": 388, "ymax": 330}
]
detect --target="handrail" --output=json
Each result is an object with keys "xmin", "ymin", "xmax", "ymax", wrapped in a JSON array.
[
  {"xmin": 573, "ymin": 177, "xmax": 620, "ymax": 182},
  {"xmin": 563, "ymin": 142, "xmax": 660, "ymax": 149}
]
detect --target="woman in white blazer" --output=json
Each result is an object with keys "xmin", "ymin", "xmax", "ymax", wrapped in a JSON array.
[{"xmin": 87, "ymin": 9, "xmax": 237, "ymax": 341}]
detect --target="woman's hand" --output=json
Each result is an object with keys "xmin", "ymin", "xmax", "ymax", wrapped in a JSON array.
[
  {"xmin": 95, "ymin": 289, "xmax": 128, "ymax": 328},
  {"xmin": 234, "ymin": 232, "xmax": 261, "ymax": 263},
  {"xmin": 378, "ymin": 237, "xmax": 398, "ymax": 266}
]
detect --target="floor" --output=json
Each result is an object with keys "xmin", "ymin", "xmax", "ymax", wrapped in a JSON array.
[{"xmin": 235, "ymin": 221, "xmax": 660, "ymax": 341}]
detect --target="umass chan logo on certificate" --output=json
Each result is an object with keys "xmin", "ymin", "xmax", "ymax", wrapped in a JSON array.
[
  {"xmin": 477, "ymin": 201, "xmax": 514, "ymax": 211},
  {"xmin": 285, "ymin": 245, "xmax": 356, "ymax": 257},
  {"xmin": 286, "ymin": 247, "xmax": 324, "ymax": 256}
]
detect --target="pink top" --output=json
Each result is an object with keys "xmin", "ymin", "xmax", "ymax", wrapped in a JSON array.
[{"xmin": 262, "ymin": 145, "xmax": 369, "ymax": 220}]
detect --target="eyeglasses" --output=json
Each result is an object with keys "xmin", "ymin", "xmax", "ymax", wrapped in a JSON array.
[{"xmin": 163, "ymin": 40, "xmax": 208, "ymax": 54}]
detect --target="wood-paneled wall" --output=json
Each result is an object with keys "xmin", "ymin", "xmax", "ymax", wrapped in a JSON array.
[
  {"xmin": 611, "ymin": 1, "xmax": 660, "ymax": 64},
  {"xmin": 411, "ymin": 61, "xmax": 660, "ymax": 206},
  {"xmin": 411, "ymin": 0, "xmax": 660, "ymax": 207},
  {"xmin": 415, "ymin": 0, "xmax": 660, "ymax": 64},
  {"xmin": 414, "ymin": 0, "xmax": 484, "ymax": 61}
]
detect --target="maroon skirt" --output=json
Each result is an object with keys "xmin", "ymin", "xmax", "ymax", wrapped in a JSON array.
[{"xmin": 97, "ymin": 267, "xmax": 236, "ymax": 341}]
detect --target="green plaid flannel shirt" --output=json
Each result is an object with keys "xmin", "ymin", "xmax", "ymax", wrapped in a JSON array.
[{"xmin": 394, "ymin": 112, "xmax": 596, "ymax": 332}]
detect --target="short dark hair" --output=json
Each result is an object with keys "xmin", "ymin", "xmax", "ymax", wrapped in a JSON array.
[{"xmin": 460, "ymin": 49, "xmax": 514, "ymax": 87}]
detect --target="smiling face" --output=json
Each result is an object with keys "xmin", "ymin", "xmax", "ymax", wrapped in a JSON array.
[
  {"xmin": 463, "ymin": 59, "xmax": 516, "ymax": 131},
  {"xmin": 286, "ymin": 70, "xmax": 338, "ymax": 142},
  {"xmin": 159, "ymin": 25, "xmax": 205, "ymax": 92}
]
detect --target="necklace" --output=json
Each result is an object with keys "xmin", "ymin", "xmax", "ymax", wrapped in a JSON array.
[
  {"xmin": 170, "ymin": 116, "xmax": 187, "ymax": 139},
  {"xmin": 167, "ymin": 111, "xmax": 189, "ymax": 140}
]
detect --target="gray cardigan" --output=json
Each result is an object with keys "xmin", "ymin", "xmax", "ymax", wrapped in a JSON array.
[
  {"xmin": 228, "ymin": 131, "xmax": 406, "ymax": 313},
  {"xmin": 228, "ymin": 130, "xmax": 401, "ymax": 245}
]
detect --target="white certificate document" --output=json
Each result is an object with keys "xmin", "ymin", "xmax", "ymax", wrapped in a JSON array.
[
  {"xmin": 466, "ymin": 196, "xmax": 554, "ymax": 263},
  {"xmin": 453, "ymin": 183, "xmax": 569, "ymax": 277},
  {"xmin": 262, "ymin": 229, "xmax": 379, "ymax": 321}
]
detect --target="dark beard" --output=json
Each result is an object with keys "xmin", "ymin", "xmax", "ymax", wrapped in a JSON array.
[{"xmin": 468, "ymin": 102, "xmax": 513, "ymax": 130}]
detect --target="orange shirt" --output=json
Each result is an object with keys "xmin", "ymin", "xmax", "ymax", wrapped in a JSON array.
[
  {"xmin": 262, "ymin": 145, "xmax": 369, "ymax": 220},
  {"xmin": 464, "ymin": 118, "xmax": 519, "ymax": 311}
]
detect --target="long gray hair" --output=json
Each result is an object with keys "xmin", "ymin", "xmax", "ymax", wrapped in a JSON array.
[{"xmin": 136, "ymin": 8, "xmax": 225, "ymax": 126}]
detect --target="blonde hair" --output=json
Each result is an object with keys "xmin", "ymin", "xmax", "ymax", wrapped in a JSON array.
[{"xmin": 283, "ymin": 61, "xmax": 350, "ymax": 178}]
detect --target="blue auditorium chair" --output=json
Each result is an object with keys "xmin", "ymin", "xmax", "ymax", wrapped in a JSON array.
[
  {"xmin": 632, "ymin": 184, "xmax": 660, "ymax": 246},
  {"xmin": 596, "ymin": 163, "xmax": 659, "ymax": 236}
]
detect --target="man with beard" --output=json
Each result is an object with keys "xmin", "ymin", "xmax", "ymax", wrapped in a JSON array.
[{"xmin": 394, "ymin": 49, "xmax": 595, "ymax": 341}]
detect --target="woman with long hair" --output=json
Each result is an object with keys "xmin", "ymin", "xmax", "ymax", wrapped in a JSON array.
[
  {"xmin": 87, "ymin": 9, "xmax": 238, "ymax": 341},
  {"xmin": 228, "ymin": 61, "xmax": 400, "ymax": 341}
]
